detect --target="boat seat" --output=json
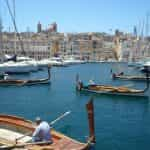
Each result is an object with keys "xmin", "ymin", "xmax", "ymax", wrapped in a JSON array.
[{"xmin": 0, "ymin": 128, "xmax": 32, "ymax": 143}]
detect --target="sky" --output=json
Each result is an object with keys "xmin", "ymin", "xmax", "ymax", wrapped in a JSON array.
[{"xmin": 0, "ymin": 0, "xmax": 150, "ymax": 34}]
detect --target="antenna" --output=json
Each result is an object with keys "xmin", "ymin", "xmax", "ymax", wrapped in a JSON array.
[
  {"xmin": 13, "ymin": 0, "xmax": 16, "ymax": 54},
  {"xmin": 145, "ymin": 12, "xmax": 150, "ymax": 37}
]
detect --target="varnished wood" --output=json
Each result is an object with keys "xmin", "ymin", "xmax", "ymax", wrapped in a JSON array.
[
  {"xmin": 76, "ymin": 75, "xmax": 149, "ymax": 96},
  {"xmin": 0, "ymin": 114, "xmax": 90, "ymax": 150}
]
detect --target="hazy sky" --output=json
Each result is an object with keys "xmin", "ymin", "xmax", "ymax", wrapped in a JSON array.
[{"xmin": 0, "ymin": 0, "xmax": 150, "ymax": 33}]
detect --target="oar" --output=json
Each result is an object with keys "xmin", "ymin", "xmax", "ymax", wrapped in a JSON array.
[
  {"xmin": 120, "ymin": 84, "xmax": 134, "ymax": 88},
  {"xmin": 15, "ymin": 111, "xmax": 71, "ymax": 143},
  {"xmin": 0, "ymin": 141, "xmax": 53, "ymax": 150},
  {"xmin": 49, "ymin": 111, "xmax": 71, "ymax": 126},
  {"xmin": 15, "ymin": 131, "xmax": 32, "ymax": 143}
]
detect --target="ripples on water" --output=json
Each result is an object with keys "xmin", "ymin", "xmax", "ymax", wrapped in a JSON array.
[{"xmin": 0, "ymin": 63, "xmax": 150, "ymax": 150}]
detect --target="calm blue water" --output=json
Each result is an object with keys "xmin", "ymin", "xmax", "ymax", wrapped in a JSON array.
[{"xmin": 0, "ymin": 63, "xmax": 150, "ymax": 150}]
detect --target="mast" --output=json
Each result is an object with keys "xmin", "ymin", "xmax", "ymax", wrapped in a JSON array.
[
  {"xmin": 145, "ymin": 12, "xmax": 149, "ymax": 37},
  {"xmin": 5, "ymin": 0, "xmax": 26, "ymax": 56},
  {"xmin": 0, "ymin": 1, "xmax": 3, "ymax": 60},
  {"xmin": 141, "ymin": 20, "xmax": 145, "ymax": 59},
  {"xmin": 13, "ymin": 0, "xmax": 16, "ymax": 54},
  {"xmin": 145, "ymin": 12, "xmax": 150, "ymax": 57}
]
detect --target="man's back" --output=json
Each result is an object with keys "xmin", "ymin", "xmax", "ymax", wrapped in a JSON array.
[{"xmin": 32, "ymin": 121, "xmax": 51, "ymax": 142}]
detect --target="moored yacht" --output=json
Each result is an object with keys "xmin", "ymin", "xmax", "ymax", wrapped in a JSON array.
[
  {"xmin": 0, "ymin": 56, "xmax": 39, "ymax": 74},
  {"xmin": 140, "ymin": 61, "xmax": 150, "ymax": 73},
  {"xmin": 17, "ymin": 56, "xmax": 38, "ymax": 71},
  {"xmin": 0, "ymin": 61, "xmax": 35, "ymax": 74},
  {"xmin": 63, "ymin": 55, "xmax": 85, "ymax": 65},
  {"xmin": 36, "ymin": 59, "xmax": 51, "ymax": 68},
  {"xmin": 49, "ymin": 57, "xmax": 66, "ymax": 66}
]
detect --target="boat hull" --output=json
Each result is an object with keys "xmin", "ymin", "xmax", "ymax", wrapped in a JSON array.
[
  {"xmin": 79, "ymin": 88, "xmax": 147, "ymax": 97},
  {"xmin": 0, "ymin": 114, "xmax": 89, "ymax": 150},
  {"xmin": 0, "ymin": 62, "xmax": 38, "ymax": 74},
  {"xmin": 0, "ymin": 67, "xmax": 51, "ymax": 86},
  {"xmin": 76, "ymin": 83, "xmax": 147, "ymax": 97},
  {"xmin": 0, "ymin": 78, "xmax": 50, "ymax": 86},
  {"xmin": 113, "ymin": 75, "xmax": 150, "ymax": 81}
]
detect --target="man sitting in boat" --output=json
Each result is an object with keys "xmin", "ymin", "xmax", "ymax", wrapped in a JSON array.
[
  {"xmin": 88, "ymin": 79, "xmax": 95, "ymax": 86},
  {"xmin": 32, "ymin": 117, "xmax": 52, "ymax": 143}
]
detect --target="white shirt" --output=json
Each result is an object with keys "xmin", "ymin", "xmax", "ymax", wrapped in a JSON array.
[{"xmin": 32, "ymin": 121, "xmax": 51, "ymax": 141}]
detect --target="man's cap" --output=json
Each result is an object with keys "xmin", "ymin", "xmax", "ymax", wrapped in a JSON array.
[{"xmin": 35, "ymin": 117, "xmax": 41, "ymax": 122}]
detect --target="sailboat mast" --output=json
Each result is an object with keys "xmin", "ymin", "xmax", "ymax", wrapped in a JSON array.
[
  {"xmin": 145, "ymin": 12, "xmax": 149, "ymax": 37},
  {"xmin": 13, "ymin": 0, "xmax": 16, "ymax": 54},
  {"xmin": 145, "ymin": 12, "xmax": 150, "ymax": 57},
  {"xmin": 5, "ymin": 0, "xmax": 26, "ymax": 56},
  {"xmin": 0, "ymin": 2, "xmax": 3, "ymax": 59}
]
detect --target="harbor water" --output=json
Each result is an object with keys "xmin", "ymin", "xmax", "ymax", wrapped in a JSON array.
[{"xmin": 0, "ymin": 63, "xmax": 150, "ymax": 150}]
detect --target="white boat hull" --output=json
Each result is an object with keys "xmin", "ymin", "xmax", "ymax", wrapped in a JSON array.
[{"xmin": 0, "ymin": 62, "xmax": 38, "ymax": 73}]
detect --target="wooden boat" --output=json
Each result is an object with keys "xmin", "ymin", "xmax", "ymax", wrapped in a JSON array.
[
  {"xmin": 112, "ymin": 72, "xmax": 150, "ymax": 81},
  {"xmin": 0, "ymin": 100, "xmax": 95, "ymax": 150},
  {"xmin": 76, "ymin": 74, "xmax": 149, "ymax": 96},
  {"xmin": 0, "ymin": 66, "xmax": 51, "ymax": 86}
]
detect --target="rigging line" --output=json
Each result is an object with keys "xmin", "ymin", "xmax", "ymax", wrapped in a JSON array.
[
  {"xmin": 0, "ymin": 1, "xmax": 3, "ymax": 54},
  {"xmin": 4, "ymin": 0, "xmax": 26, "ymax": 55}
]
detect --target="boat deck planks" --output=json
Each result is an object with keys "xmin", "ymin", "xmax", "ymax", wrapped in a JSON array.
[{"xmin": 0, "ymin": 129, "xmax": 32, "ymax": 143}]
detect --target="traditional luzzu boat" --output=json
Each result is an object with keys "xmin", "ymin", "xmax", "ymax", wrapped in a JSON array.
[
  {"xmin": 0, "ymin": 100, "xmax": 95, "ymax": 150},
  {"xmin": 0, "ymin": 66, "xmax": 51, "ymax": 86},
  {"xmin": 76, "ymin": 74, "xmax": 149, "ymax": 97},
  {"xmin": 112, "ymin": 72, "xmax": 150, "ymax": 81}
]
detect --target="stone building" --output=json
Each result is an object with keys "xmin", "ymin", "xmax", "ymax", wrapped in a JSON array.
[{"xmin": 1, "ymin": 31, "xmax": 148, "ymax": 62}]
